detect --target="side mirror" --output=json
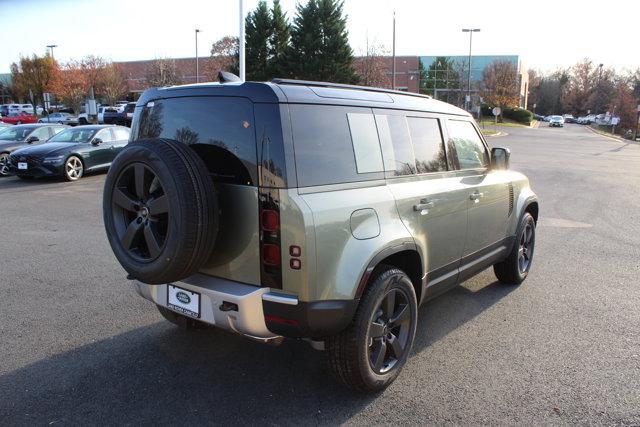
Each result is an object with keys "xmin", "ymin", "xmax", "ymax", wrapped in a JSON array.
[
  {"xmin": 92, "ymin": 138, "xmax": 103, "ymax": 146},
  {"xmin": 26, "ymin": 136, "xmax": 39, "ymax": 143},
  {"xmin": 491, "ymin": 147, "xmax": 510, "ymax": 170}
]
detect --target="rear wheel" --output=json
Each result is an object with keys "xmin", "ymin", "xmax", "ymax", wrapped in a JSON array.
[
  {"xmin": 494, "ymin": 212, "xmax": 536, "ymax": 284},
  {"xmin": 327, "ymin": 266, "xmax": 417, "ymax": 392}
]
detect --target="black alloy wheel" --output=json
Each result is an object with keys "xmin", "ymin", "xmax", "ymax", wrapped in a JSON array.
[
  {"xmin": 518, "ymin": 220, "xmax": 535, "ymax": 275},
  {"xmin": 111, "ymin": 162, "xmax": 169, "ymax": 262},
  {"xmin": 368, "ymin": 288, "xmax": 411, "ymax": 374}
]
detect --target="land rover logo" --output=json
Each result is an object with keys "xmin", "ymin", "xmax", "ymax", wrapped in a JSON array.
[{"xmin": 176, "ymin": 291, "xmax": 191, "ymax": 304}]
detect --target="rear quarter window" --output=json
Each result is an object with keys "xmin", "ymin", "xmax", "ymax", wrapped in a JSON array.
[
  {"xmin": 135, "ymin": 96, "xmax": 257, "ymax": 186},
  {"xmin": 289, "ymin": 104, "xmax": 384, "ymax": 187}
]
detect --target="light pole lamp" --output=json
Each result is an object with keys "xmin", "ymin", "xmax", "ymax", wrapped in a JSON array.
[
  {"xmin": 462, "ymin": 28, "xmax": 480, "ymax": 111},
  {"xmin": 195, "ymin": 29, "xmax": 201, "ymax": 83},
  {"xmin": 46, "ymin": 44, "xmax": 58, "ymax": 60}
]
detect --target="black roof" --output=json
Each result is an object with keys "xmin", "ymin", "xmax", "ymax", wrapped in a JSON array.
[{"xmin": 136, "ymin": 79, "xmax": 470, "ymax": 117}]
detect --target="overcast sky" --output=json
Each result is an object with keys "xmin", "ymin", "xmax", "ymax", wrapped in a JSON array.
[{"xmin": 1, "ymin": 0, "xmax": 638, "ymax": 74}]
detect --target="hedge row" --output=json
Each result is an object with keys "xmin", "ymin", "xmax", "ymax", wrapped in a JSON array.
[{"xmin": 481, "ymin": 104, "xmax": 534, "ymax": 125}]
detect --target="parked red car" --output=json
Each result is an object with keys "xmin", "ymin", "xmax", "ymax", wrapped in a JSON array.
[{"xmin": 1, "ymin": 112, "xmax": 38, "ymax": 125}]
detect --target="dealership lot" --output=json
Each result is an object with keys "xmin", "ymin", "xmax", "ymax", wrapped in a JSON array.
[{"xmin": 0, "ymin": 125, "xmax": 639, "ymax": 424}]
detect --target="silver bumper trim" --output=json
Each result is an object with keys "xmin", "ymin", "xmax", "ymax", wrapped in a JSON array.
[
  {"xmin": 262, "ymin": 292, "xmax": 299, "ymax": 305},
  {"xmin": 133, "ymin": 273, "xmax": 283, "ymax": 340}
]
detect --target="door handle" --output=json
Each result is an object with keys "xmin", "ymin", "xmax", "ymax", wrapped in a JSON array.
[
  {"xmin": 469, "ymin": 192, "xmax": 484, "ymax": 202},
  {"xmin": 413, "ymin": 198, "xmax": 434, "ymax": 213}
]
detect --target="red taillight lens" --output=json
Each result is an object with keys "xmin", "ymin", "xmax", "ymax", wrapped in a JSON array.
[
  {"xmin": 261, "ymin": 209, "xmax": 279, "ymax": 232},
  {"xmin": 262, "ymin": 243, "xmax": 281, "ymax": 266}
]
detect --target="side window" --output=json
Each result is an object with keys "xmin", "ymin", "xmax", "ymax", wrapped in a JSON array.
[
  {"xmin": 290, "ymin": 105, "xmax": 383, "ymax": 187},
  {"xmin": 95, "ymin": 128, "xmax": 114, "ymax": 142},
  {"xmin": 374, "ymin": 114, "xmax": 416, "ymax": 176},
  {"xmin": 447, "ymin": 120, "xmax": 489, "ymax": 170},
  {"xmin": 113, "ymin": 127, "xmax": 130, "ymax": 140},
  {"xmin": 406, "ymin": 117, "xmax": 447, "ymax": 173},
  {"xmin": 347, "ymin": 113, "xmax": 383, "ymax": 174},
  {"xmin": 52, "ymin": 126, "xmax": 66, "ymax": 135},
  {"xmin": 30, "ymin": 127, "xmax": 51, "ymax": 141}
]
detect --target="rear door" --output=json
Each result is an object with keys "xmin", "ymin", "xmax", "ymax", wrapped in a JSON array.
[
  {"xmin": 445, "ymin": 119, "xmax": 510, "ymax": 269},
  {"xmin": 375, "ymin": 109, "xmax": 468, "ymax": 290}
]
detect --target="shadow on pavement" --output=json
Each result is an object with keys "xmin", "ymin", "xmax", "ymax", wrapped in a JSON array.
[{"xmin": 0, "ymin": 277, "xmax": 514, "ymax": 425}]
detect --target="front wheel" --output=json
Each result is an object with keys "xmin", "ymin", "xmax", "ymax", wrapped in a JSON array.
[
  {"xmin": 327, "ymin": 266, "xmax": 418, "ymax": 392},
  {"xmin": 64, "ymin": 156, "xmax": 84, "ymax": 181},
  {"xmin": 494, "ymin": 212, "xmax": 536, "ymax": 284},
  {"xmin": 0, "ymin": 152, "xmax": 10, "ymax": 176}
]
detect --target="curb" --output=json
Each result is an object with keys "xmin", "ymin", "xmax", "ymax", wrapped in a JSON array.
[
  {"xmin": 585, "ymin": 125, "xmax": 637, "ymax": 144},
  {"xmin": 484, "ymin": 131, "xmax": 508, "ymax": 138}
]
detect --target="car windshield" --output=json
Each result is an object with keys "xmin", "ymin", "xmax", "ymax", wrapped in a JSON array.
[
  {"xmin": 49, "ymin": 128, "xmax": 97, "ymax": 143},
  {"xmin": 552, "ymin": 116, "xmax": 563, "ymax": 120},
  {"xmin": 0, "ymin": 126, "xmax": 32, "ymax": 141}
]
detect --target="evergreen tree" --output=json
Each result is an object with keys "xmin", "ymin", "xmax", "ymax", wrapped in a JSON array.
[
  {"xmin": 245, "ymin": 1, "xmax": 271, "ymax": 81},
  {"xmin": 287, "ymin": 0, "xmax": 357, "ymax": 83},
  {"xmin": 268, "ymin": 0, "xmax": 291, "ymax": 78}
]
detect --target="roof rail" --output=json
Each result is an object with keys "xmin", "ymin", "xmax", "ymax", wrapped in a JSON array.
[{"xmin": 271, "ymin": 78, "xmax": 432, "ymax": 99}]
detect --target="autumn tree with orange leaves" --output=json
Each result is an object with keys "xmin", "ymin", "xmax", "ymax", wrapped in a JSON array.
[
  {"xmin": 47, "ymin": 60, "xmax": 89, "ymax": 114},
  {"xmin": 481, "ymin": 60, "xmax": 520, "ymax": 112}
]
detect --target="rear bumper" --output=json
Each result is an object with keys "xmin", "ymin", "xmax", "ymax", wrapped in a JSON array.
[{"xmin": 134, "ymin": 273, "xmax": 356, "ymax": 340}]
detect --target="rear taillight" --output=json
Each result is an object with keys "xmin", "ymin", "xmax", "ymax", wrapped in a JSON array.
[
  {"xmin": 259, "ymin": 190, "xmax": 282, "ymax": 289},
  {"xmin": 261, "ymin": 209, "xmax": 279, "ymax": 232},
  {"xmin": 262, "ymin": 243, "xmax": 281, "ymax": 266}
]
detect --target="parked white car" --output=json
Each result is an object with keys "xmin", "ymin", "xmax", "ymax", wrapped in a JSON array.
[
  {"xmin": 7, "ymin": 103, "xmax": 43, "ymax": 115},
  {"xmin": 38, "ymin": 112, "xmax": 78, "ymax": 126},
  {"xmin": 78, "ymin": 106, "xmax": 110, "ymax": 124}
]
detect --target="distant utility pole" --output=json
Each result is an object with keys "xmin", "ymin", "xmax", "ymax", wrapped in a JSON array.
[
  {"xmin": 195, "ymin": 29, "xmax": 201, "ymax": 83},
  {"xmin": 462, "ymin": 28, "xmax": 480, "ymax": 111},
  {"xmin": 239, "ymin": 0, "xmax": 246, "ymax": 81},
  {"xmin": 596, "ymin": 63, "xmax": 604, "ymax": 114},
  {"xmin": 46, "ymin": 44, "xmax": 58, "ymax": 60},
  {"xmin": 392, "ymin": 11, "xmax": 396, "ymax": 90}
]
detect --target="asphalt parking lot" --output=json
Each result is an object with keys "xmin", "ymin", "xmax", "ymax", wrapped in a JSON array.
[{"xmin": 1, "ymin": 124, "xmax": 639, "ymax": 425}]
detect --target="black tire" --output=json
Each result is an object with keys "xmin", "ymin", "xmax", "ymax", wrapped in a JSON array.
[
  {"xmin": 79, "ymin": 118, "xmax": 88, "ymax": 125},
  {"xmin": 494, "ymin": 212, "xmax": 536, "ymax": 285},
  {"xmin": 327, "ymin": 266, "xmax": 418, "ymax": 392},
  {"xmin": 156, "ymin": 305, "xmax": 206, "ymax": 330},
  {"xmin": 103, "ymin": 138, "xmax": 219, "ymax": 284},
  {"xmin": 17, "ymin": 175, "xmax": 34, "ymax": 180}
]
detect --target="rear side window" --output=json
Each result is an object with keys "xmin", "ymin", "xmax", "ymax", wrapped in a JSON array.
[
  {"xmin": 290, "ymin": 105, "xmax": 383, "ymax": 187},
  {"xmin": 135, "ymin": 96, "xmax": 257, "ymax": 185},
  {"xmin": 447, "ymin": 120, "xmax": 488, "ymax": 170},
  {"xmin": 113, "ymin": 127, "xmax": 130, "ymax": 140},
  {"xmin": 374, "ymin": 114, "xmax": 416, "ymax": 176},
  {"xmin": 406, "ymin": 117, "xmax": 447, "ymax": 173}
]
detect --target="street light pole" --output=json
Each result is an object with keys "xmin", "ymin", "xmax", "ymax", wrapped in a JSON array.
[
  {"xmin": 596, "ymin": 63, "xmax": 603, "ymax": 115},
  {"xmin": 239, "ymin": 0, "xmax": 246, "ymax": 81},
  {"xmin": 46, "ymin": 44, "xmax": 58, "ymax": 61},
  {"xmin": 392, "ymin": 11, "xmax": 396, "ymax": 90},
  {"xmin": 195, "ymin": 29, "xmax": 201, "ymax": 83},
  {"xmin": 462, "ymin": 28, "xmax": 480, "ymax": 111}
]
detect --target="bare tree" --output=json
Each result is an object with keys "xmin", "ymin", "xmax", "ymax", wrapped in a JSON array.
[
  {"xmin": 101, "ymin": 63, "xmax": 128, "ymax": 105},
  {"xmin": 81, "ymin": 55, "xmax": 108, "ymax": 94},
  {"xmin": 145, "ymin": 58, "xmax": 182, "ymax": 88},
  {"xmin": 356, "ymin": 43, "xmax": 390, "ymax": 88},
  {"xmin": 481, "ymin": 60, "xmax": 520, "ymax": 111}
]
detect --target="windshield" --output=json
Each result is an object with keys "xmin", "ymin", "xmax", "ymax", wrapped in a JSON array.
[
  {"xmin": 49, "ymin": 128, "xmax": 97, "ymax": 143},
  {"xmin": 0, "ymin": 126, "xmax": 32, "ymax": 141},
  {"xmin": 552, "ymin": 116, "xmax": 563, "ymax": 120}
]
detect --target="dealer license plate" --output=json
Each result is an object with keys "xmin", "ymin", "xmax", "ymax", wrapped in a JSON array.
[{"xmin": 167, "ymin": 285, "xmax": 200, "ymax": 318}]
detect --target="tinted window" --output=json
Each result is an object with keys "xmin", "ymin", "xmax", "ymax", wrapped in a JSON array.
[
  {"xmin": 136, "ymin": 96, "xmax": 257, "ymax": 185},
  {"xmin": 374, "ymin": 114, "xmax": 416, "ymax": 176},
  {"xmin": 447, "ymin": 120, "xmax": 488, "ymax": 170},
  {"xmin": 406, "ymin": 117, "xmax": 447, "ymax": 173},
  {"xmin": 30, "ymin": 127, "xmax": 51, "ymax": 141},
  {"xmin": 347, "ymin": 113, "xmax": 383, "ymax": 173},
  {"xmin": 113, "ymin": 127, "xmax": 130, "ymax": 140},
  {"xmin": 290, "ymin": 105, "xmax": 384, "ymax": 187},
  {"xmin": 95, "ymin": 128, "xmax": 114, "ymax": 142},
  {"xmin": 52, "ymin": 126, "xmax": 66, "ymax": 134}
]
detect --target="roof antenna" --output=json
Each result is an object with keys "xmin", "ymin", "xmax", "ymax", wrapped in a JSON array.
[{"xmin": 218, "ymin": 71, "xmax": 242, "ymax": 83}]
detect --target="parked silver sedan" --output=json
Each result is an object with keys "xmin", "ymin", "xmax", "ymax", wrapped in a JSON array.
[{"xmin": 39, "ymin": 112, "xmax": 78, "ymax": 126}]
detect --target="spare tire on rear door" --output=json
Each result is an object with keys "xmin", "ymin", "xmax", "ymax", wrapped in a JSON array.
[{"xmin": 103, "ymin": 138, "xmax": 219, "ymax": 284}]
